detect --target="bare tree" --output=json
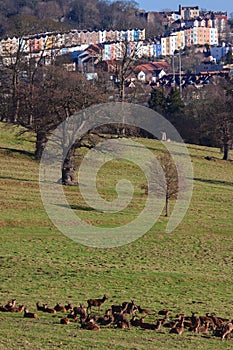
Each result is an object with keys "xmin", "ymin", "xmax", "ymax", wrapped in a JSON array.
[{"xmin": 142, "ymin": 152, "xmax": 184, "ymax": 217}]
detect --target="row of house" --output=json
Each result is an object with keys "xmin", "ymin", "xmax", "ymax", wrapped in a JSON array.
[
  {"xmin": 0, "ymin": 28, "xmax": 146, "ymax": 57},
  {"xmin": 76, "ymin": 24, "xmax": 219, "ymax": 66},
  {"xmin": 159, "ymin": 24, "xmax": 218, "ymax": 57}
]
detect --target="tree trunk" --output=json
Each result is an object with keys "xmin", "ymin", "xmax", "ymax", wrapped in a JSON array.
[
  {"xmin": 165, "ymin": 192, "xmax": 169, "ymax": 217},
  {"xmin": 62, "ymin": 145, "xmax": 76, "ymax": 185},
  {"xmin": 223, "ymin": 142, "xmax": 231, "ymax": 161},
  {"xmin": 35, "ymin": 130, "xmax": 48, "ymax": 160}
]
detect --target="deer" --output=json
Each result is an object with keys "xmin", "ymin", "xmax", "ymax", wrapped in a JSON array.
[
  {"xmin": 130, "ymin": 316, "xmax": 141, "ymax": 327},
  {"xmin": 24, "ymin": 308, "xmax": 39, "ymax": 319},
  {"xmin": 111, "ymin": 302, "xmax": 128, "ymax": 315},
  {"xmin": 64, "ymin": 303, "xmax": 73, "ymax": 312},
  {"xmin": 139, "ymin": 317, "xmax": 159, "ymax": 330},
  {"xmin": 43, "ymin": 304, "xmax": 56, "ymax": 314},
  {"xmin": 221, "ymin": 321, "xmax": 233, "ymax": 340},
  {"xmin": 36, "ymin": 302, "xmax": 46, "ymax": 312},
  {"xmin": 10, "ymin": 305, "xmax": 24, "ymax": 313},
  {"xmin": 196, "ymin": 321, "xmax": 210, "ymax": 334},
  {"xmin": 4, "ymin": 299, "xmax": 16, "ymax": 311},
  {"xmin": 60, "ymin": 317, "xmax": 70, "ymax": 325},
  {"xmin": 158, "ymin": 309, "xmax": 170, "ymax": 317},
  {"xmin": 137, "ymin": 305, "xmax": 152, "ymax": 315},
  {"xmin": 87, "ymin": 294, "xmax": 108, "ymax": 313},
  {"xmin": 169, "ymin": 316, "xmax": 185, "ymax": 335},
  {"xmin": 80, "ymin": 318, "xmax": 100, "ymax": 331},
  {"xmin": 121, "ymin": 300, "xmax": 138, "ymax": 315},
  {"xmin": 96, "ymin": 314, "xmax": 113, "ymax": 327},
  {"xmin": 73, "ymin": 304, "xmax": 87, "ymax": 318},
  {"xmin": 54, "ymin": 303, "xmax": 66, "ymax": 312},
  {"xmin": 112, "ymin": 312, "xmax": 130, "ymax": 329}
]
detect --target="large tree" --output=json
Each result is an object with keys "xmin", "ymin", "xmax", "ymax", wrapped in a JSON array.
[{"xmin": 16, "ymin": 64, "xmax": 108, "ymax": 183}]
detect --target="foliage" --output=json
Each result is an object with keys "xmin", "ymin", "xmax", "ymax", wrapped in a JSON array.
[{"xmin": 0, "ymin": 0, "xmax": 163, "ymax": 38}]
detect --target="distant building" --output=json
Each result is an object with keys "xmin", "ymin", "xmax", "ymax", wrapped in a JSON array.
[
  {"xmin": 179, "ymin": 4, "xmax": 200, "ymax": 20},
  {"xmin": 196, "ymin": 62, "xmax": 224, "ymax": 74},
  {"xmin": 210, "ymin": 44, "xmax": 231, "ymax": 63}
]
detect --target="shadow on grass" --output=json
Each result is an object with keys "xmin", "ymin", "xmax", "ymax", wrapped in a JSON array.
[
  {"xmin": 0, "ymin": 146, "xmax": 34, "ymax": 158},
  {"xmin": 55, "ymin": 203, "xmax": 96, "ymax": 211},
  {"xmin": 0, "ymin": 175, "xmax": 38, "ymax": 182},
  {"xmin": 194, "ymin": 177, "xmax": 233, "ymax": 187}
]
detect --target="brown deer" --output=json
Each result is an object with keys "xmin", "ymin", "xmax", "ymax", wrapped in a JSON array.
[
  {"xmin": 87, "ymin": 294, "xmax": 108, "ymax": 313},
  {"xmin": 139, "ymin": 317, "xmax": 159, "ymax": 330},
  {"xmin": 137, "ymin": 305, "xmax": 152, "ymax": 315},
  {"xmin": 111, "ymin": 302, "xmax": 128, "ymax": 315},
  {"xmin": 4, "ymin": 299, "xmax": 16, "ymax": 311},
  {"xmin": 24, "ymin": 308, "xmax": 39, "ymax": 319},
  {"xmin": 221, "ymin": 322, "xmax": 233, "ymax": 340},
  {"xmin": 80, "ymin": 319, "xmax": 100, "ymax": 331},
  {"xmin": 73, "ymin": 304, "xmax": 87, "ymax": 318},
  {"xmin": 64, "ymin": 303, "xmax": 73, "ymax": 312},
  {"xmin": 130, "ymin": 316, "xmax": 141, "ymax": 327},
  {"xmin": 54, "ymin": 303, "xmax": 66, "ymax": 312},
  {"xmin": 60, "ymin": 317, "xmax": 70, "ymax": 325},
  {"xmin": 121, "ymin": 300, "xmax": 138, "ymax": 315},
  {"xmin": 43, "ymin": 304, "xmax": 56, "ymax": 314},
  {"xmin": 11, "ymin": 305, "xmax": 24, "ymax": 313},
  {"xmin": 169, "ymin": 317, "xmax": 185, "ymax": 335},
  {"xmin": 113, "ymin": 312, "xmax": 130, "ymax": 329},
  {"xmin": 36, "ymin": 302, "xmax": 46, "ymax": 312},
  {"xmin": 158, "ymin": 309, "xmax": 170, "ymax": 317},
  {"xmin": 197, "ymin": 321, "xmax": 210, "ymax": 334},
  {"xmin": 96, "ymin": 314, "xmax": 113, "ymax": 327}
]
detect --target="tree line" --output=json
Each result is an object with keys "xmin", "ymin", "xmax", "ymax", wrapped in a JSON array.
[
  {"xmin": 0, "ymin": 0, "xmax": 163, "ymax": 38},
  {"xmin": 149, "ymin": 80, "xmax": 233, "ymax": 161}
]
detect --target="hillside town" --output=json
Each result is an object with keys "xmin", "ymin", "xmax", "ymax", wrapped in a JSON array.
[{"xmin": 0, "ymin": 4, "xmax": 232, "ymax": 80}]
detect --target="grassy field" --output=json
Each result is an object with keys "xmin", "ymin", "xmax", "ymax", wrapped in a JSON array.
[{"xmin": 0, "ymin": 122, "xmax": 232, "ymax": 350}]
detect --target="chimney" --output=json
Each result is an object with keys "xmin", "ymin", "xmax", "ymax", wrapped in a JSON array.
[{"xmin": 179, "ymin": 4, "xmax": 182, "ymax": 15}]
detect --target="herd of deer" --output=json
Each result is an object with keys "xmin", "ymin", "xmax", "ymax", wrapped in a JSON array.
[{"xmin": 1, "ymin": 295, "xmax": 232, "ymax": 340}]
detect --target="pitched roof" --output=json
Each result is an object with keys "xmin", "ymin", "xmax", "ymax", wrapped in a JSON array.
[{"xmin": 134, "ymin": 61, "xmax": 170, "ymax": 72}]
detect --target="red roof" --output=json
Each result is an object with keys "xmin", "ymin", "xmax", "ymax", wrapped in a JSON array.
[{"xmin": 134, "ymin": 61, "xmax": 170, "ymax": 72}]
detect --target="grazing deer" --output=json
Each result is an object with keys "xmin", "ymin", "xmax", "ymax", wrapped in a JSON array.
[
  {"xmin": 24, "ymin": 308, "xmax": 38, "ymax": 319},
  {"xmin": 87, "ymin": 294, "xmax": 108, "ymax": 313}
]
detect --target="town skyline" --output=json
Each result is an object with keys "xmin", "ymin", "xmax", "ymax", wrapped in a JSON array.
[{"xmin": 135, "ymin": 0, "xmax": 232, "ymax": 14}]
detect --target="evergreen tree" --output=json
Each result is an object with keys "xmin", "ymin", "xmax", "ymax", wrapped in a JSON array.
[
  {"xmin": 148, "ymin": 87, "xmax": 167, "ymax": 115},
  {"xmin": 166, "ymin": 87, "xmax": 184, "ymax": 116}
]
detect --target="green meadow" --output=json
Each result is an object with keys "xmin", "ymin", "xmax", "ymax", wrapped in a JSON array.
[{"xmin": 0, "ymin": 122, "xmax": 232, "ymax": 350}]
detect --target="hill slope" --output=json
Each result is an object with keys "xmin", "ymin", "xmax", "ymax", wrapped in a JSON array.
[{"xmin": 0, "ymin": 123, "xmax": 232, "ymax": 349}]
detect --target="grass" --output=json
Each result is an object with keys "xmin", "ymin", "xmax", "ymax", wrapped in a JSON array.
[{"xmin": 0, "ymin": 122, "xmax": 233, "ymax": 349}]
